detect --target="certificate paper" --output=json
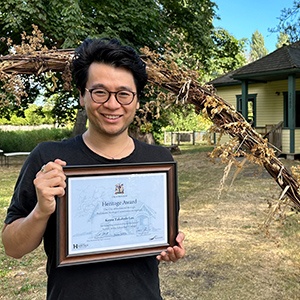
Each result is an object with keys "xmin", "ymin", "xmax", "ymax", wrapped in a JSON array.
[
  {"xmin": 68, "ymin": 172, "xmax": 167, "ymax": 254},
  {"xmin": 57, "ymin": 162, "xmax": 178, "ymax": 267}
]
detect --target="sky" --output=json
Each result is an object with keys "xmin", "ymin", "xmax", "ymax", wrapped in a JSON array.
[{"xmin": 213, "ymin": 0, "xmax": 295, "ymax": 53}]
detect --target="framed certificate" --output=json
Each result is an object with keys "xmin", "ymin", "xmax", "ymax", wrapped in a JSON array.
[{"xmin": 56, "ymin": 162, "xmax": 178, "ymax": 267}]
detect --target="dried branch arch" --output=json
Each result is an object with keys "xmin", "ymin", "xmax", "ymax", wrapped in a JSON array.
[{"xmin": 1, "ymin": 46, "xmax": 300, "ymax": 212}]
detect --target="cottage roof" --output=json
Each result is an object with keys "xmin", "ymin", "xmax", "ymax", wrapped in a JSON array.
[{"xmin": 210, "ymin": 41, "xmax": 300, "ymax": 87}]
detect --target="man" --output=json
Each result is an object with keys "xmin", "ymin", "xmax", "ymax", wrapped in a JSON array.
[{"xmin": 2, "ymin": 38, "xmax": 185, "ymax": 299}]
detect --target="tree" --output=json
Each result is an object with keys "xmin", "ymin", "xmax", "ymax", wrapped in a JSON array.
[
  {"xmin": 0, "ymin": 0, "xmax": 216, "ymax": 57},
  {"xmin": 0, "ymin": 1, "xmax": 217, "ymax": 129},
  {"xmin": 249, "ymin": 30, "xmax": 268, "ymax": 62},
  {"xmin": 0, "ymin": 0, "xmax": 89, "ymax": 52},
  {"xmin": 1, "ymin": 1, "xmax": 247, "ymax": 140},
  {"xmin": 271, "ymin": 0, "xmax": 300, "ymax": 43},
  {"xmin": 208, "ymin": 28, "xmax": 247, "ymax": 80},
  {"xmin": 276, "ymin": 32, "xmax": 290, "ymax": 49}
]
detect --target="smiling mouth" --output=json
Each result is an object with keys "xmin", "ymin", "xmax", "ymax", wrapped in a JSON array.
[{"xmin": 103, "ymin": 114, "xmax": 120, "ymax": 119}]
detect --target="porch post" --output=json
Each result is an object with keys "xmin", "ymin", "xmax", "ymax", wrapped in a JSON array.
[
  {"xmin": 241, "ymin": 80, "xmax": 248, "ymax": 119},
  {"xmin": 288, "ymin": 75, "xmax": 296, "ymax": 153}
]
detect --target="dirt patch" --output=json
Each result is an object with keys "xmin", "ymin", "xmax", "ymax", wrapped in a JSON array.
[{"xmin": 159, "ymin": 151, "xmax": 300, "ymax": 300}]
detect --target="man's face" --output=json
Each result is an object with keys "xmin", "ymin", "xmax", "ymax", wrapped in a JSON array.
[{"xmin": 80, "ymin": 62, "xmax": 139, "ymax": 138}]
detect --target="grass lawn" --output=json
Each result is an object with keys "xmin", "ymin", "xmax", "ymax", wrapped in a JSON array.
[{"xmin": 1, "ymin": 144, "xmax": 300, "ymax": 299}]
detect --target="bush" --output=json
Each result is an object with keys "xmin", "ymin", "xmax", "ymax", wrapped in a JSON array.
[
  {"xmin": 0, "ymin": 104, "xmax": 55, "ymax": 126},
  {"xmin": 0, "ymin": 128, "xmax": 73, "ymax": 152}
]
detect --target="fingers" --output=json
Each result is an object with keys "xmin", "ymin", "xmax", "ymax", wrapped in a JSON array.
[
  {"xmin": 176, "ymin": 231, "xmax": 185, "ymax": 248},
  {"xmin": 157, "ymin": 231, "xmax": 186, "ymax": 263},
  {"xmin": 34, "ymin": 159, "xmax": 67, "ymax": 216},
  {"xmin": 36, "ymin": 161, "xmax": 67, "ymax": 195},
  {"xmin": 38, "ymin": 159, "xmax": 67, "ymax": 175},
  {"xmin": 157, "ymin": 246, "xmax": 185, "ymax": 262}
]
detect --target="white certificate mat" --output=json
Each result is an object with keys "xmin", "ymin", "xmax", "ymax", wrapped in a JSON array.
[
  {"xmin": 57, "ymin": 162, "xmax": 178, "ymax": 267},
  {"xmin": 68, "ymin": 172, "xmax": 168, "ymax": 254}
]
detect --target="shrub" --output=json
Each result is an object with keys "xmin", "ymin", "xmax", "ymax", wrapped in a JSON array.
[{"xmin": 0, "ymin": 128, "xmax": 72, "ymax": 152}]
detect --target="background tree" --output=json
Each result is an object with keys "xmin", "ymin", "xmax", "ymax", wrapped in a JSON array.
[
  {"xmin": 249, "ymin": 30, "xmax": 269, "ymax": 62},
  {"xmin": 0, "ymin": 0, "xmax": 248, "ymax": 140},
  {"xmin": 0, "ymin": 0, "xmax": 216, "ymax": 59},
  {"xmin": 276, "ymin": 32, "xmax": 290, "ymax": 48},
  {"xmin": 207, "ymin": 28, "xmax": 247, "ymax": 80},
  {"xmin": 0, "ymin": 1, "xmax": 216, "ymax": 123},
  {"xmin": 271, "ymin": 0, "xmax": 300, "ymax": 43},
  {"xmin": 0, "ymin": 0, "xmax": 89, "ymax": 52}
]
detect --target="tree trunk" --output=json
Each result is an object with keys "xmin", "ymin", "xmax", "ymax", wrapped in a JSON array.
[
  {"xmin": 72, "ymin": 109, "xmax": 87, "ymax": 136},
  {"xmin": 129, "ymin": 128, "xmax": 155, "ymax": 144}
]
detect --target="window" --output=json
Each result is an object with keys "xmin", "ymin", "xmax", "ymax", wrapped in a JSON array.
[{"xmin": 236, "ymin": 94, "xmax": 257, "ymax": 127}]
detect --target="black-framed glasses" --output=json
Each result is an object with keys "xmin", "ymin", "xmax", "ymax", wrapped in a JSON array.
[{"xmin": 85, "ymin": 88, "xmax": 136, "ymax": 105}]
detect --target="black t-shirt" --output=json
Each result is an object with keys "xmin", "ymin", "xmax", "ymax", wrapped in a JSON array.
[{"xmin": 5, "ymin": 135, "xmax": 177, "ymax": 300}]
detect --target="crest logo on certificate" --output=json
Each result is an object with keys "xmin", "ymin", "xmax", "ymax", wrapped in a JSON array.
[{"xmin": 115, "ymin": 183, "xmax": 124, "ymax": 195}]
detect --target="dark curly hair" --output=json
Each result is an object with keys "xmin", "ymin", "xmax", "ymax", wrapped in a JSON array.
[{"xmin": 72, "ymin": 38, "xmax": 148, "ymax": 98}]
